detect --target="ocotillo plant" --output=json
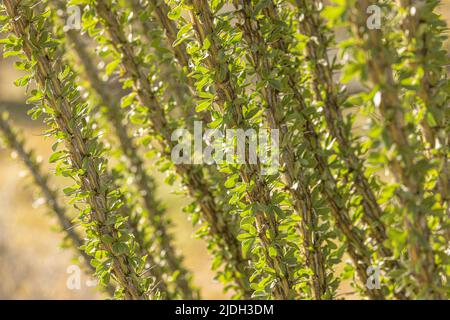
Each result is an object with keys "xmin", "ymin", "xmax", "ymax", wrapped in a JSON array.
[
  {"xmin": 0, "ymin": 112, "xmax": 110, "ymax": 287},
  {"xmin": 49, "ymin": 3, "xmax": 197, "ymax": 298},
  {"xmin": 0, "ymin": 0, "xmax": 448, "ymax": 300}
]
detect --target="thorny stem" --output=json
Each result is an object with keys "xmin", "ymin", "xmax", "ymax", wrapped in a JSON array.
[
  {"xmin": 351, "ymin": 0, "xmax": 442, "ymax": 298},
  {"xmin": 130, "ymin": 0, "xmax": 192, "ymax": 110},
  {"xmin": 233, "ymin": 0, "xmax": 329, "ymax": 299},
  {"xmin": 93, "ymin": 0, "xmax": 252, "ymax": 298},
  {"xmin": 0, "ymin": 112, "xmax": 116, "ymax": 296},
  {"xmin": 290, "ymin": 0, "xmax": 414, "ymax": 299},
  {"xmin": 396, "ymin": 0, "xmax": 449, "ymax": 228},
  {"xmin": 264, "ymin": 1, "xmax": 387, "ymax": 299},
  {"xmin": 63, "ymin": 23, "xmax": 195, "ymax": 299},
  {"xmin": 139, "ymin": 0, "xmax": 213, "ymax": 124},
  {"xmin": 3, "ymin": 0, "xmax": 151, "ymax": 300},
  {"xmin": 53, "ymin": 4, "xmax": 173, "ymax": 296},
  {"xmin": 294, "ymin": 0, "xmax": 387, "ymax": 248},
  {"xmin": 186, "ymin": 0, "xmax": 296, "ymax": 299}
]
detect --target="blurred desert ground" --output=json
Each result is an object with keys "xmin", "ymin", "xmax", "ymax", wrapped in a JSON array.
[{"xmin": 1, "ymin": 2, "xmax": 450, "ymax": 299}]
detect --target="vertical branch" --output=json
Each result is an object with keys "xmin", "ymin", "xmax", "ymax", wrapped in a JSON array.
[
  {"xmin": 293, "ymin": 0, "xmax": 390, "ymax": 259},
  {"xmin": 2, "ymin": 0, "xmax": 153, "ymax": 299},
  {"xmin": 262, "ymin": 0, "xmax": 392, "ymax": 298},
  {"xmin": 51, "ymin": 4, "xmax": 174, "ymax": 297},
  {"xmin": 232, "ymin": 0, "xmax": 331, "ymax": 299},
  {"xmin": 61, "ymin": 24, "xmax": 196, "ymax": 299},
  {"xmin": 0, "ymin": 113, "xmax": 83, "ymax": 256},
  {"xmin": 0, "ymin": 112, "xmax": 118, "ymax": 295},
  {"xmin": 130, "ymin": 0, "xmax": 193, "ymax": 113},
  {"xmin": 183, "ymin": 0, "xmax": 302, "ymax": 299},
  {"xmin": 349, "ymin": 0, "xmax": 443, "ymax": 298},
  {"xmin": 89, "ymin": 0, "xmax": 252, "ymax": 298},
  {"xmin": 396, "ymin": 0, "xmax": 449, "ymax": 228}
]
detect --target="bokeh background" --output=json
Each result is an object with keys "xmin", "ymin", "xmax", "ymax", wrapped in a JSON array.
[{"xmin": 1, "ymin": 2, "xmax": 450, "ymax": 299}]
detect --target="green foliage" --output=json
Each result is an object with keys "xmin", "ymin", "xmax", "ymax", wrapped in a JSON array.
[{"xmin": 0, "ymin": 0, "xmax": 449, "ymax": 300}]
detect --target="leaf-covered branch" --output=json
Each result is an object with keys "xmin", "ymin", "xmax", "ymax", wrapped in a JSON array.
[
  {"xmin": 0, "ymin": 112, "xmax": 117, "ymax": 294},
  {"xmin": 84, "ymin": 0, "xmax": 252, "ymax": 298},
  {"xmin": 1, "ymin": 0, "xmax": 153, "ymax": 299},
  {"xmin": 348, "ymin": 0, "xmax": 444, "ymax": 298}
]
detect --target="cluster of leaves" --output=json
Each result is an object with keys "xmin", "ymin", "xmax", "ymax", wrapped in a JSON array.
[{"xmin": 0, "ymin": 0, "xmax": 448, "ymax": 300}]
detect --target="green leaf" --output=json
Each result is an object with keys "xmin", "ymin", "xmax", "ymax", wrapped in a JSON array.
[
  {"xmin": 195, "ymin": 100, "xmax": 211, "ymax": 112},
  {"xmin": 63, "ymin": 184, "xmax": 80, "ymax": 196},
  {"xmin": 224, "ymin": 174, "xmax": 239, "ymax": 188},
  {"xmin": 112, "ymin": 242, "xmax": 128, "ymax": 256},
  {"xmin": 49, "ymin": 151, "xmax": 66, "ymax": 163},
  {"xmin": 105, "ymin": 59, "xmax": 121, "ymax": 76},
  {"xmin": 241, "ymin": 238, "xmax": 255, "ymax": 259},
  {"xmin": 237, "ymin": 233, "xmax": 254, "ymax": 241}
]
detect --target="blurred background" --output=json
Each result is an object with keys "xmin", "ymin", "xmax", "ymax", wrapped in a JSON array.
[{"xmin": 1, "ymin": 2, "xmax": 450, "ymax": 299}]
